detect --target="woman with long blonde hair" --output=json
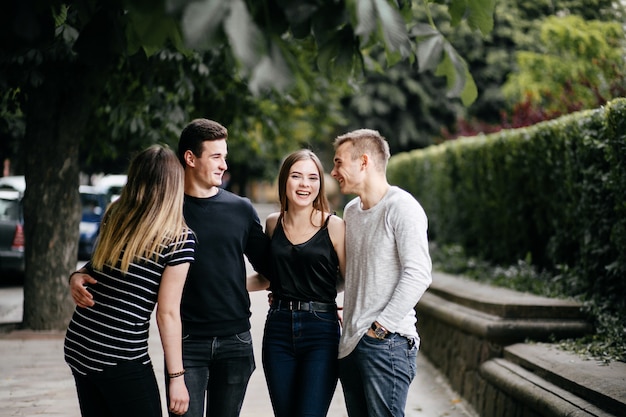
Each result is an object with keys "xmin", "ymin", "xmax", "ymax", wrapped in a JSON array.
[{"xmin": 65, "ymin": 145, "xmax": 196, "ymax": 417}]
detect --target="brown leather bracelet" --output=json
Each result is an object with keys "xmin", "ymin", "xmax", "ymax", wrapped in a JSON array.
[
  {"xmin": 68, "ymin": 270, "xmax": 81, "ymax": 284},
  {"xmin": 168, "ymin": 370, "xmax": 186, "ymax": 378}
]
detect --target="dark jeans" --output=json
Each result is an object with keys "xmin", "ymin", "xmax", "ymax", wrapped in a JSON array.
[
  {"xmin": 262, "ymin": 307, "xmax": 340, "ymax": 417},
  {"xmin": 339, "ymin": 333, "xmax": 418, "ymax": 417},
  {"xmin": 169, "ymin": 331, "xmax": 255, "ymax": 417},
  {"xmin": 72, "ymin": 360, "xmax": 162, "ymax": 417}
]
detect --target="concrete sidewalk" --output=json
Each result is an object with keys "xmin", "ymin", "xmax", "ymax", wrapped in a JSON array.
[{"xmin": 0, "ymin": 287, "xmax": 476, "ymax": 417}]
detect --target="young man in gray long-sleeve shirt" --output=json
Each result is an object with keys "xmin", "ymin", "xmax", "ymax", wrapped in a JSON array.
[{"xmin": 331, "ymin": 129, "xmax": 432, "ymax": 417}]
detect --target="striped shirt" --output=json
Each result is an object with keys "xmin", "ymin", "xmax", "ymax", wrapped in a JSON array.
[{"xmin": 64, "ymin": 230, "xmax": 196, "ymax": 375}]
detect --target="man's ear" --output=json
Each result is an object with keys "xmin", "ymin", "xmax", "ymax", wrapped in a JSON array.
[
  {"xmin": 360, "ymin": 153, "xmax": 369, "ymax": 169},
  {"xmin": 184, "ymin": 150, "xmax": 195, "ymax": 167}
]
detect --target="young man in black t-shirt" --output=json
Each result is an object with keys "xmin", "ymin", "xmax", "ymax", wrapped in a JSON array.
[{"xmin": 174, "ymin": 118, "xmax": 271, "ymax": 417}]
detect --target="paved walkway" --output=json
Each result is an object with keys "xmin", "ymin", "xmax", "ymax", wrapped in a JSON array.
[{"xmin": 0, "ymin": 289, "xmax": 476, "ymax": 417}]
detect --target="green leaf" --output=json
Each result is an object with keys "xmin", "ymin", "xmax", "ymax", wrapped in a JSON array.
[
  {"xmin": 181, "ymin": 0, "xmax": 230, "ymax": 50},
  {"xmin": 416, "ymin": 32, "xmax": 444, "ymax": 72},
  {"xmin": 374, "ymin": 0, "xmax": 410, "ymax": 54},
  {"xmin": 353, "ymin": 0, "xmax": 410, "ymax": 56},
  {"xmin": 385, "ymin": 47, "xmax": 404, "ymax": 67},
  {"xmin": 448, "ymin": 0, "xmax": 467, "ymax": 27},
  {"xmin": 317, "ymin": 39, "xmax": 340, "ymax": 75},
  {"xmin": 224, "ymin": 0, "xmax": 265, "ymax": 69},
  {"xmin": 316, "ymin": 27, "xmax": 356, "ymax": 77},
  {"xmin": 460, "ymin": 67, "xmax": 478, "ymax": 106},
  {"xmin": 467, "ymin": 0, "xmax": 495, "ymax": 35},
  {"xmin": 249, "ymin": 42, "xmax": 293, "ymax": 94},
  {"xmin": 411, "ymin": 23, "xmax": 439, "ymax": 38},
  {"xmin": 435, "ymin": 42, "xmax": 477, "ymax": 105},
  {"xmin": 334, "ymin": 44, "xmax": 358, "ymax": 80},
  {"xmin": 311, "ymin": 2, "xmax": 350, "ymax": 45},
  {"xmin": 52, "ymin": 4, "xmax": 68, "ymax": 28},
  {"xmin": 130, "ymin": 15, "xmax": 184, "ymax": 57},
  {"xmin": 354, "ymin": 0, "xmax": 377, "ymax": 38},
  {"xmin": 448, "ymin": 0, "xmax": 495, "ymax": 35}
]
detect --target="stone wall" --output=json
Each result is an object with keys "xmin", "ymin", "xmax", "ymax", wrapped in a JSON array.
[{"xmin": 414, "ymin": 272, "xmax": 626, "ymax": 417}]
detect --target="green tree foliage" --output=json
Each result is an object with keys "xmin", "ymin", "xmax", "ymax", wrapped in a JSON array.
[
  {"xmin": 370, "ymin": 0, "xmax": 626, "ymax": 143},
  {"xmin": 454, "ymin": 0, "xmax": 626, "ymax": 135},
  {"xmin": 341, "ymin": 59, "xmax": 460, "ymax": 154},
  {"xmin": 165, "ymin": 0, "xmax": 495, "ymax": 102},
  {"xmin": 0, "ymin": 0, "xmax": 497, "ymax": 330},
  {"xmin": 339, "ymin": 1, "xmax": 497, "ymax": 154},
  {"xmin": 502, "ymin": 15, "xmax": 626, "ymax": 115}
]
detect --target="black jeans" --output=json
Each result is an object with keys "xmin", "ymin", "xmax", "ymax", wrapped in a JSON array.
[
  {"xmin": 173, "ymin": 331, "xmax": 255, "ymax": 417},
  {"xmin": 72, "ymin": 361, "xmax": 162, "ymax": 417}
]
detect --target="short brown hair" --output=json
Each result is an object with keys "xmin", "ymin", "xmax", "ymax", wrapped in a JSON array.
[{"xmin": 178, "ymin": 119, "xmax": 228, "ymax": 166}]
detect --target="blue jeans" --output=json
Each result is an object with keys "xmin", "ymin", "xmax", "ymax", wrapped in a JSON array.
[
  {"xmin": 339, "ymin": 333, "xmax": 418, "ymax": 417},
  {"xmin": 170, "ymin": 331, "xmax": 255, "ymax": 417},
  {"xmin": 262, "ymin": 307, "xmax": 340, "ymax": 417},
  {"xmin": 72, "ymin": 360, "xmax": 162, "ymax": 417}
]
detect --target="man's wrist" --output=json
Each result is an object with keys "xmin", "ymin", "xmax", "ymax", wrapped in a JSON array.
[
  {"xmin": 68, "ymin": 270, "xmax": 82, "ymax": 284},
  {"xmin": 371, "ymin": 321, "xmax": 389, "ymax": 340}
]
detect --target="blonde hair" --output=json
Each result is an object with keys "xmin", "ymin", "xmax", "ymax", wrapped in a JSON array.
[
  {"xmin": 333, "ymin": 128, "xmax": 391, "ymax": 171},
  {"xmin": 92, "ymin": 145, "xmax": 188, "ymax": 274}
]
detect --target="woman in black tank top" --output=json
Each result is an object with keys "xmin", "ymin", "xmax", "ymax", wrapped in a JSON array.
[{"xmin": 261, "ymin": 149, "xmax": 346, "ymax": 417}]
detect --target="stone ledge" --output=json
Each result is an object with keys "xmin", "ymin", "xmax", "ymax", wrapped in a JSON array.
[
  {"xmin": 503, "ymin": 343, "xmax": 626, "ymax": 416},
  {"xmin": 428, "ymin": 271, "xmax": 585, "ymax": 319},
  {"xmin": 418, "ymin": 291, "xmax": 592, "ymax": 344},
  {"xmin": 414, "ymin": 271, "xmax": 606, "ymax": 417},
  {"xmin": 480, "ymin": 358, "xmax": 616, "ymax": 417}
]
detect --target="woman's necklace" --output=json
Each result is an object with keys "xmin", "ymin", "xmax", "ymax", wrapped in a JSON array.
[{"xmin": 282, "ymin": 212, "xmax": 321, "ymax": 245}]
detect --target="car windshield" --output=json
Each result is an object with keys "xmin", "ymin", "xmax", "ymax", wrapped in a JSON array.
[{"xmin": 80, "ymin": 194, "xmax": 104, "ymax": 219}]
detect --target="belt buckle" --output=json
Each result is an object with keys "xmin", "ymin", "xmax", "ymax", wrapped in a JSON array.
[{"xmin": 288, "ymin": 300, "xmax": 294, "ymax": 310}]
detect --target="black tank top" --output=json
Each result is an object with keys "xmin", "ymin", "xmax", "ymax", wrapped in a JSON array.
[{"xmin": 270, "ymin": 214, "xmax": 339, "ymax": 303}]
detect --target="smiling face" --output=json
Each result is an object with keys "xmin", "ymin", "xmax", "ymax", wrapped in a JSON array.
[
  {"xmin": 186, "ymin": 139, "xmax": 228, "ymax": 193},
  {"xmin": 331, "ymin": 141, "xmax": 362, "ymax": 196},
  {"xmin": 285, "ymin": 159, "xmax": 321, "ymax": 209}
]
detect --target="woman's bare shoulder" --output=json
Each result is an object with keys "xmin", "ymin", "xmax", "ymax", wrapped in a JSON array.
[
  {"xmin": 266, "ymin": 212, "xmax": 280, "ymax": 222},
  {"xmin": 327, "ymin": 213, "xmax": 345, "ymax": 232},
  {"xmin": 265, "ymin": 212, "xmax": 280, "ymax": 236}
]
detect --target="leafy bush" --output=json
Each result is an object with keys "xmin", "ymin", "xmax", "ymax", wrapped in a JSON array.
[{"xmin": 391, "ymin": 98, "xmax": 626, "ymax": 363}]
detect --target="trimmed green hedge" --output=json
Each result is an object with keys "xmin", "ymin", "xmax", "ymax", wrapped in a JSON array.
[{"xmin": 388, "ymin": 97, "xmax": 626, "ymax": 308}]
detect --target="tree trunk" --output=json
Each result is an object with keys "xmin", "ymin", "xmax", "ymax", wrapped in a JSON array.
[{"xmin": 21, "ymin": 65, "xmax": 91, "ymax": 330}]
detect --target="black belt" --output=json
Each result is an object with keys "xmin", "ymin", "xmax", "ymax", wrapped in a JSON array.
[{"xmin": 272, "ymin": 298, "xmax": 336, "ymax": 312}]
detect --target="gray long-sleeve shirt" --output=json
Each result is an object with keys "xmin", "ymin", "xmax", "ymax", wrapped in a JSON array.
[{"xmin": 338, "ymin": 186, "xmax": 432, "ymax": 359}]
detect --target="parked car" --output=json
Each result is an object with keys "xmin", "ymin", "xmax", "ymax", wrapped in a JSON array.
[
  {"xmin": 0, "ymin": 175, "xmax": 26, "ymax": 193},
  {"xmin": 78, "ymin": 185, "xmax": 109, "ymax": 260},
  {"xmin": 0, "ymin": 176, "xmax": 111, "ymax": 262},
  {"xmin": 0, "ymin": 189, "xmax": 25, "ymax": 279},
  {"xmin": 94, "ymin": 174, "xmax": 127, "ymax": 203}
]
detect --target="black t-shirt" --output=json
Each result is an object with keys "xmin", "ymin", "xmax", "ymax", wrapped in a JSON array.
[{"xmin": 181, "ymin": 190, "xmax": 271, "ymax": 337}]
